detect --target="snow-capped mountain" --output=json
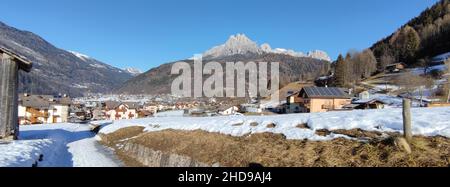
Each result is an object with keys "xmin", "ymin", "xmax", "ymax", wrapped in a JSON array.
[
  {"xmin": 203, "ymin": 34, "xmax": 331, "ymax": 61},
  {"xmin": 118, "ymin": 34, "xmax": 331, "ymax": 95},
  {"xmin": 70, "ymin": 51, "xmax": 142, "ymax": 76},
  {"xmin": 123, "ymin": 67, "xmax": 143, "ymax": 76},
  {"xmin": 203, "ymin": 34, "xmax": 263, "ymax": 58},
  {"xmin": 69, "ymin": 51, "xmax": 91, "ymax": 61}
]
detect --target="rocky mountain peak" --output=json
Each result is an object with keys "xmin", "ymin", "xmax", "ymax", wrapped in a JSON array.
[
  {"xmin": 306, "ymin": 50, "xmax": 331, "ymax": 61},
  {"xmin": 203, "ymin": 33, "xmax": 331, "ymax": 61},
  {"xmin": 203, "ymin": 33, "xmax": 263, "ymax": 58}
]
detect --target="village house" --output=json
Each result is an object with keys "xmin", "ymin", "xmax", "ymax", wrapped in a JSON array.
[
  {"xmin": 91, "ymin": 108, "xmax": 106, "ymax": 121},
  {"xmin": 69, "ymin": 104, "xmax": 87, "ymax": 121},
  {"xmin": 104, "ymin": 101, "xmax": 139, "ymax": 120},
  {"xmin": 84, "ymin": 101, "xmax": 100, "ymax": 108},
  {"xmin": 18, "ymin": 94, "xmax": 71, "ymax": 125},
  {"xmin": 286, "ymin": 91, "xmax": 302, "ymax": 113},
  {"xmin": 344, "ymin": 99, "xmax": 386, "ymax": 110},
  {"xmin": 385, "ymin": 62, "xmax": 406, "ymax": 73},
  {"xmin": 287, "ymin": 87, "xmax": 352, "ymax": 113},
  {"xmin": 218, "ymin": 105, "xmax": 240, "ymax": 115},
  {"xmin": 240, "ymin": 103, "xmax": 262, "ymax": 113},
  {"xmin": 143, "ymin": 104, "xmax": 159, "ymax": 114}
]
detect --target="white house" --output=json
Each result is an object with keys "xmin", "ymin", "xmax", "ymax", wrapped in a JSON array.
[
  {"xmin": 143, "ymin": 104, "xmax": 159, "ymax": 114},
  {"xmin": 18, "ymin": 94, "xmax": 70, "ymax": 125},
  {"xmin": 104, "ymin": 101, "xmax": 139, "ymax": 120}
]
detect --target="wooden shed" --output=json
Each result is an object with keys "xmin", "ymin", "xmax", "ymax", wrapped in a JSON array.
[
  {"xmin": 0, "ymin": 47, "xmax": 32, "ymax": 140},
  {"xmin": 385, "ymin": 63, "xmax": 406, "ymax": 73}
]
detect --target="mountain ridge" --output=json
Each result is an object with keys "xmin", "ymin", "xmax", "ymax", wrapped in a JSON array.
[
  {"xmin": 117, "ymin": 34, "xmax": 331, "ymax": 95},
  {"xmin": 0, "ymin": 21, "xmax": 136, "ymax": 97},
  {"xmin": 203, "ymin": 34, "xmax": 331, "ymax": 61}
]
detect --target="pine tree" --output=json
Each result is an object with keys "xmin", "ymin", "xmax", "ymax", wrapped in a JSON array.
[{"xmin": 403, "ymin": 26, "xmax": 421, "ymax": 63}]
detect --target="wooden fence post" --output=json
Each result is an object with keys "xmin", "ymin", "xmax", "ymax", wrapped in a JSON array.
[
  {"xmin": 0, "ymin": 48, "xmax": 32, "ymax": 140},
  {"xmin": 403, "ymin": 98, "xmax": 412, "ymax": 142},
  {"xmin": 0, "ymin": 53, "xmax": 19, "ymax": 140}
]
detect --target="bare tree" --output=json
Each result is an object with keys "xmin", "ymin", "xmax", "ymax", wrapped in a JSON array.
[
  {"xmin": 395, "ymin": 72, "xmax": 434, "ymax": 106},
  {"xmin": 417, "ymin": 57, "xmax": 431, "ymax": 75},
  {"xmin": 379, "ymin": 53, "xmax": 395, "ymax": 72}
]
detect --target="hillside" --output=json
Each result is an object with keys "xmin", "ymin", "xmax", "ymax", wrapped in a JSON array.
[
  {"xmin": 0, "ymin": 21, "xmax": 135, "ymax": 97},
  {"xmin": 371, "ymin": 0, "xmax": 450, "ymax": 66}
]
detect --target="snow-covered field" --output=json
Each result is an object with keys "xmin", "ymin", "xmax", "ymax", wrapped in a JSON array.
[
  {"xmin": 0, "ymin": 123, "xmax": 121, "ymax": 167},
  {"xmin": 99, "ymin": 107, "xmax": 450, "ymax": 141},
  {"xmin": 2, "ymin": 107, "xmax": 449, "ymax": 167}
]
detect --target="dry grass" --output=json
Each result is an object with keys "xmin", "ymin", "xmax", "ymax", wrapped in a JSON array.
[
  {"xmin": 101, "ymin": 128, "xmax": 450, "ymax": 167},
  {"xmin": 99, "ymin": 126, "xmax": 147, "ymax": 167},
  {"xmin": 296, "ymin": 123, "xmax": 310, "ymax": 129}
]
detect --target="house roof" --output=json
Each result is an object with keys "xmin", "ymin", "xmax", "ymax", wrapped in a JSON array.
[
  {"xmin": 352, "ymin": 99, "xmax": 386, "ymax": 104},
  {"xmin": 19, "ymin": 95, "xmax": 52, "ymax": 109},
  {"xmin": 300, "ymin": 87, "xmax": 351, "ymax": 99},
  {"xmin": 286, "ymin": 91, "xmax": 300, "ymax": 98},
  {"xmin": 123, "ymin": 102, "xmax": 140, "ymax": 109},
  {"xmin": 0, "ymin": 47, "xmax": 32, "ymax": 72},
  {"xmin": 104, "ymin": 101, "xmax": 121, "ymax": 109},
  {"xmin": 386, "ymin": 62, "xmax": 406, "ymax": 67},
  {"xmin": 19, "ymin": 94, "xmax": 71, "ymax": 108},
  {"xmin": 58, "ymin": 97, "xmax": 72, "ymax": 105},
  {"xmin": 343, "ymin": 104, "xmax": 360, "ymax": 109},
  {"xmin": 218, "ymin": 105, "xmax": 238, "ymax": 111}
]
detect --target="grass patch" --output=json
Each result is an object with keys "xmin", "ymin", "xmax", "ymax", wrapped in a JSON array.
[{"xmin": 101, "ymin": 128, "xmax": 450, "ymax": 167}]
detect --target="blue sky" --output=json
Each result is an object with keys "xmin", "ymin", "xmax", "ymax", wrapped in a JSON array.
[{"xmin": 1, "ymin": 0, "xmax": 439, "ymax": 71}]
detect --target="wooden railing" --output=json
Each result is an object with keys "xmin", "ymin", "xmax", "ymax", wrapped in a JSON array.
[{"xmin": 26, "ymin": 107, "xmax": 49, "ymax": 117}]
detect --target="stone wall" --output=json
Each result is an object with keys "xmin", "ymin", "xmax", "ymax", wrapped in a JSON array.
[{"xmin": 120, "ymin": 142, "xmax": 218, "ymax": 167}]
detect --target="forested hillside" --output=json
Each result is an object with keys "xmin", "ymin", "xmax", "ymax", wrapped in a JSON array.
[{"xmin": 371, "ymin": 0, "xmax": 450, "ymax": 67}]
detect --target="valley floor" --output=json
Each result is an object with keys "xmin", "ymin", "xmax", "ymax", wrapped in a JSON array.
[{"xmin": 1, "ymin": 106, "xmax": 449, "ymax": 167}]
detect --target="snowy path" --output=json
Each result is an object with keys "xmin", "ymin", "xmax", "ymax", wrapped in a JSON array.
[
  {"xmin": 0, "ymin": 123, "xmax": 122, "ymax": 167},
  {"xmin": 68, "ymin": 136, "xmax": 122, "ymax": 167}
]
